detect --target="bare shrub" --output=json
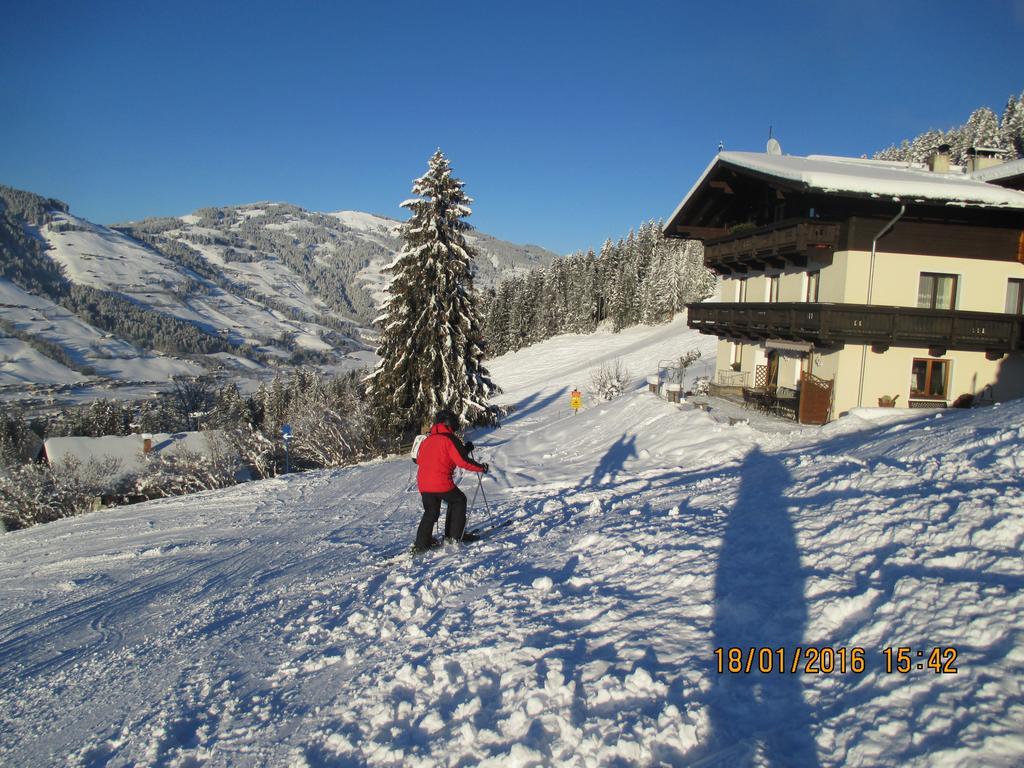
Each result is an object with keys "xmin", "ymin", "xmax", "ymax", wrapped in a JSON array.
[
  {"xmin": 0, "ymin": 456, "xmax": 121, "ymax": 530},
  {"xmin": 132, "ymin": 436, "xmax": 240, "ymax": 499},
  {"xmin": 589, "ymin": 359, "xmax": 632, "ymax": 402}
]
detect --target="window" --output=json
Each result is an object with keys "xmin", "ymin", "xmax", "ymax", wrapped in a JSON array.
[
  {"xmin": 767, "ymin": 275, "xmax": 780, "ymax": 302},
  {"xmin": 910, "ymin": 358, "xmax": 949, "ymax": 400},
  {"xmin": 805, "ymin": 271, "xmax": 820, "ymax": 302},
  {"xmin": 1006, "ymin": 278, "xmax": 1024, "ymax": 314},
  {"xmin": 917, "ymin": 273, "xmax": 958, "ymax": 310}
]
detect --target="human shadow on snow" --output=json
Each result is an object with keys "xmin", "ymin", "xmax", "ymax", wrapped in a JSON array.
[
  {"xmin": 704, "ymin": 445, "xmax": 821, "ymax": 767},
  {"xmin": 587, "ymin": 432, "xmax": 638, "ymax": 488}
]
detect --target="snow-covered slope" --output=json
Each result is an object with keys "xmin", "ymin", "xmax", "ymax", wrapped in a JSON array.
[
  {"xmin": 1, "ymin": 187, "xmax": 557, "ymax": 409},
  {"xmin": 1, "ymin": 317, "xmax": 1022, "ymax": 767},
  {"xmin": 42, "ymin": 210, "xmax": 356, "ymax": 353},
  {"xmin": 0, "ymin": 277, "xmax": 203, "ymax": 387}
]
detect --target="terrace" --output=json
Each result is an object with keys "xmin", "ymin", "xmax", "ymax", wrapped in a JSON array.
[
  {"xmin": 702, "ymin": 219, "xmax": 841, "ymax": 275},
  {"xmin": 688, "ymin": 302, "xmax": 1023, "ymax": 357}
]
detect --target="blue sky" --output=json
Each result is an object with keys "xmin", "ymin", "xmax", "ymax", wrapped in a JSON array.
[{"xmin": 2, "ymin": 0, "xmax": 1022, "ymax": 254}]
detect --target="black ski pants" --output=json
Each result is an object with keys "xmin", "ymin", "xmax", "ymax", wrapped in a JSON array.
[{"xmin": 416, "ymin": 487, "xmax": 467, "ymax": 548}]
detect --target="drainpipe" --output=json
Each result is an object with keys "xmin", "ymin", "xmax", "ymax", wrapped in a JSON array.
[{"xmin": 857, "ymin": 202, "xmax": 906, "ymax": 408}]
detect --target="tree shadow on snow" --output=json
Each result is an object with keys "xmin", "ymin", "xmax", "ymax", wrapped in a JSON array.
[
  {"xmin": 704, "ymin": 445, "xmax": 821, "ymax": 768},
  {"xmin": 498, "ymin": 386, "xmax": 570, "ymax": 427}
]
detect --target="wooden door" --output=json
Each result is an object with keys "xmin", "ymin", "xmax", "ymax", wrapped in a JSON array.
[{"xmin": 798, "ymin": 371, "xmax": 833, "ymax": 425}]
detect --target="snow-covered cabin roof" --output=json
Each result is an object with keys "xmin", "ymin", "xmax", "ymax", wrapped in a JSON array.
[
  {"xmin": 970, "ymin": 157, "xmax": 1024, "ymax": 188},
  {"xmin": 43, "ymin": 431, "xmax": 222, "ymax": 484},
  {"xmin": 666, "ymin": 151, "xmax": 1024, "ymax": 235}
]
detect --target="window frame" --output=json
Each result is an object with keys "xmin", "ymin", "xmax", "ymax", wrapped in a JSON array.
[
  {"xmin": 805, "ymin": 270, "xmax": 820, "ymax": 302},
  {"xmin": 910, "ymin": 357, "xmax": 950, "ymax": 401},
  {"xmin": 917, "ymin": 272, "xmax": 958, "ymax": 310},
  {"xmin": 1006, "ymin": 278, "xmax": 1024, "ymax": 315}
]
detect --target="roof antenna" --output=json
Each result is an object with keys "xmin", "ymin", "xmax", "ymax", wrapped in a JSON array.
[
  {"xmin": 718, "ymin": 140, "xmax": 724, "ymax": 153},
  {"xmin": 766, "ymin": 124, "xmax": 782, "ymax": 156}
]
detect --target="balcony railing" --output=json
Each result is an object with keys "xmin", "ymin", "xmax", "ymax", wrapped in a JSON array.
[
  {"xmin": 704, "ymin": 219, "xmax": 841, "ymax": 275},
  {"xmin": 687, "ymin": 302, "xmax": 1023, "ymax": 355}
]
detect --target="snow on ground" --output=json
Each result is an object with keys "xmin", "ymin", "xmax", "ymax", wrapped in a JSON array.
[
  {"xmin": 38, "ymin": 215, "xmax": 343, "ymax": 354},
  {"xmin": 43, "ymin": 213, "xmax": 190, "ymax": 293},
  {"xmin": 0, "ymin": 336, "xmax": 85, "ymax": 386},
  {"xmin": 182, "ymin": 239, "xmax": 331, "ymax": 323},
  {"xmin": 0, "ymin": 277, "xmax": 203, "ymax": 394},
  {"xmin": 2, "ymin": 317, "xmax": 1023, "ymax": 767},
  {"xmin": 328, "ymin": 210, "xmax": 401, "ymax": 236}
]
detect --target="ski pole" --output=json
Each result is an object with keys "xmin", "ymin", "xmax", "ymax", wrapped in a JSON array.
[
  {"xmin": 475, "ymin": 471, "xmax": 494, "ymax": 529},
  {"xmin": 467, "ymin": 447, "xmax": 482, "ymax": 511}
]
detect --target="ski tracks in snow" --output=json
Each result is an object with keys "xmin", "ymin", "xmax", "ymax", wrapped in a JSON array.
[
  {"xmin": 3, "ymin": 331, "xmax": 1024, "ymax": 767},
  {"xmin": 286, "ymin": 484, "xmax": 725, "ymax": 767}
]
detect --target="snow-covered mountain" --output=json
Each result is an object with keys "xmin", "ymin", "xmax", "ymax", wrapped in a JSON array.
[
  {"xmin": 0, "ymin": 186, "xmax": 558, "ymax": 410},
  {"xmin": 2, "ymin": 316, "xmax": 1021, "ymax": 767}
]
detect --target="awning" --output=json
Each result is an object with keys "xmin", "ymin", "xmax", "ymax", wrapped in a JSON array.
[{"xmin": 766, "ymin": 339, "xmax": 814, "ymax": 353}]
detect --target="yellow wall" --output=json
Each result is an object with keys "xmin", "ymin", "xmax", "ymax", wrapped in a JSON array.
[
  {"xmin": 720, "ymin": 250, "xmax": 1024, "ymax": 311},
  {"xmin": 712, "ymin": 247, "xmax": 1024, "ymax": 419},
  {"xmin": 832, "ymin": 249, "xmax": 1024, "ymax": 310},
  {"xmin": 828, "ymin": 345, "xmax": 1024, "ymax": 415}
]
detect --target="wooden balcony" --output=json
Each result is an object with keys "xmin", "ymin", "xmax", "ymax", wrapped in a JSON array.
[
  {"xmin": 704, "ymin": 220, "xmax": 841, "ymax": 275},
  {"xmin": 687, "ymin": 302, "xmax": 1024, "ymax": 356}
]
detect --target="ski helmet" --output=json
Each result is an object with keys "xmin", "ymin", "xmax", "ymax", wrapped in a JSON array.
[{"xmin": 434, "ymin": 409, "xmax": 459, "ymax": 431}]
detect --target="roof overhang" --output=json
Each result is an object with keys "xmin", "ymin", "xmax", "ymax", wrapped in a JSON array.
[
  {"xmin": 971, "ymin": 158, "xmax": 1024, "ymax": 190},
  {"xmin": 664, "ymin": 152, "xmax": 1024, "ymax": 240}
]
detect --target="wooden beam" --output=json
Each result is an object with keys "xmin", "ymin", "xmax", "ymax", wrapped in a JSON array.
[{"xmin": 672, "ymin": 225, "xmax": 730, "ymax": 240}]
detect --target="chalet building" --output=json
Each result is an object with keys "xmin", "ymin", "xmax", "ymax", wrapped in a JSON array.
[{"xmin": 665, "ymin": 147, "xmax": 1024, "ymax": 423}]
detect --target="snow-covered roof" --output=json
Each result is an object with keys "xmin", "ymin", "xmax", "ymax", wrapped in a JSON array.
[
  {"xmin": 43, "ymin": 431, "xmax": 222, "ymax": 484},
  {"xmin": 970, "ymin": 157, "xmax": 1024, "ymax": 184},
  {"xmin": 667, "ymin": 151, "xmax": 1024, "ymax": 227}
]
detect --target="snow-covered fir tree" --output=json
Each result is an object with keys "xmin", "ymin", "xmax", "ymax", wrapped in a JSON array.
[
  {"xmin": 1001, "ymin": 94, "xmax": 1024, "ymax": 156},
  {"xmin": 366, "ymin": 150, "xmax": 500, "ymax": 434}
]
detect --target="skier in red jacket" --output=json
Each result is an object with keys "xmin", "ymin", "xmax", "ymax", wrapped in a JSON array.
[{"xmin": 414, "ymin": 409, "xmax": 488, "ymax": 551}]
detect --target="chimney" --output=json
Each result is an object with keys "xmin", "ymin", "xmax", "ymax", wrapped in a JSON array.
[
  {"xmin": 966, "ymin": 146, "xmax": 1005, "ymax": 174},
  {"xmin": 928, "ymin": 144, "xmax": 951, "ymax": 173},
  {"xmin": 142, "ymin": 433, "xmax": 152, "ymax": 454}
]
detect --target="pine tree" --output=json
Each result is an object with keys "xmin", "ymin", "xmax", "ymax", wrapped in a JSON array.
[
  {"xmin": 949, "ymin": 107, "xmax": 1001, "ymax": 163},
  {"xmin": 595, "ymin": 238, "xmax": 617, "ymax": 323},
  {"xmin": 640, "ymin": 234, "xmax": 671, "ymax": 324},
  {"xmin": 506, "ymin": 276, "xmax": 532, "ymax": 351},
  {"xmin": 488, "ymin": 281, "xmax": 516, "ymax": 355},
  {"xmin": 366, "ymin": 150, "xmax": 499, "ymax": 434},
  {"xmin": 1001, "ymin": 92, "xmax": 1024, "ymax": 158},
  {"xmin": 209, "ymin": 383, "xmax": 251, "ymax": 430}
]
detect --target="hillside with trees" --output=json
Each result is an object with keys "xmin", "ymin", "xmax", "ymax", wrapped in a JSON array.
[
  {"xmin": 874, "ymin": 90, "xmax": 1024, "ymax": 163},
  {"xmin": 481, "ymin": 220, "xmax": 715, "ymax": 356}
]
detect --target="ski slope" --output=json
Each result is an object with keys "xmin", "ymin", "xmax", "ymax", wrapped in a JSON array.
[{"xmin": 1, "ymin": 316, "xmax": 1023, "ymax": 767}]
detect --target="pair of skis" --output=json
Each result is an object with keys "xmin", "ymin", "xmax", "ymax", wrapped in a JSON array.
[{"xmin": 376, "ymin": 516, "xmax": 515, "ymax": 566}]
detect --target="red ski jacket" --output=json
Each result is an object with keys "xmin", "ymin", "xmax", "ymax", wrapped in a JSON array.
[{"xmin": 416, "ymin": 423, "xmax": 485, "ymax": 493}]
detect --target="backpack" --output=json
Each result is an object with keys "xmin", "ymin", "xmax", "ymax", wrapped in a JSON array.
[{"xmin": 411, "ymin": 434, "xmax": 427, "ymax": 464}]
